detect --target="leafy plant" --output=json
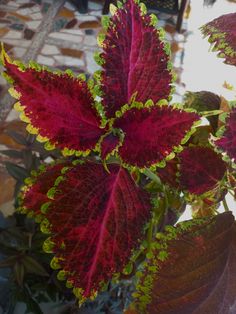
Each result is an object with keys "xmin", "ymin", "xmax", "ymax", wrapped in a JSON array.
[{"xmin": 0, "ymin": 2, "xmax": 235, "ymax": 313}]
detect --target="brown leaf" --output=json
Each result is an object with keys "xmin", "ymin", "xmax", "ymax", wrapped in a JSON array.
[{"xmin": 129, "ymin": 212, "xmax": 236, "ymax": 314}]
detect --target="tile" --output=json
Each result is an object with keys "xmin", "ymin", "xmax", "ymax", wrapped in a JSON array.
[
  {"xmin": 5, "ymin": 109, "xmax": 20, "ymax": 122},
  {"xmin": 60, "ymin": 47, "xmax": 83, "ymax": 58},
  {"xmin": 171, "ymin": 42, "xmax": 181, "ymax": 54},
  {"xmin": 2, "ymin": 38, "xmax": 31, "ymax": 47},
  {"xmin": 31, "ymin": 12, "xmax": 43, "ymax": 20},
  {"xmin": 52, "ymin": 18, "xmax": 67, "ymax": 31},
  {"xmin": 10, "ymin": 23, "xmax": 24, "ymax": 30},
  {"xmin": 0, "ymin": 11, "xmax": 6, "ymax": 18},
  {"xmin": 0, "ymin": 18, "xmax": 11, "ymax": 25},
  {"xmin": 74, "ymin": 13, "xmax": 97, "ymax": 21},
  {"xmin": 0, "ymin": 121, "xmax": 26, "ymax": 149},
  {"xmin": 85, "ymin": 29, "xmax": 95, "ymax": 35},
  {"xmin": 19, "ymin": 3, "xmax": 36, "ymax": 9},
  {"xmin": 41, "ymin": 3, "xmax": 50, "ymax": 13},
  {"xmin": 79, "ymin": 20, "xmax": 101, "ymax": 29},
  {"xmin": 49, "ymin": 32, "xmax": 83, "ymax": 44},
  {"xmin": 64, "ymin": 2, "xmax": 76, "ymax": 10},
  {"xmin": 83, "ymin": 35, "xmax": 97, "ymax": 46},
  {"xmin": 41, "ymin": 44, "xmax": 60, "ymax": 55},
  {"xmin": 88, "ymin": 1, "xmax": 102, "ymax": 10},
  {"xmin": 0, "ymin": 200, "xmax": 15, "ymax": 218},
  {"xmin": 0, "ymin": 171, "xmax": 15, "ymax": 211},
  {"xmin": 61, "ymin": 28, "xmax": 84, "ymax": 35},
  {"xmin": 164, "ymin": 24, "xmax": 176, "ymax": 34},
  {"xmin": 10, "ymin": 12, "xmax": 32, "ymax": 22},
  {"xmin": 17, "ymin": 8, "xmax": 33, "ymax": 15},
  {"xmin": 0, "ymin": 27, "xmax": 9, "ymax": 37},
  {"xmin": 17, "ymin": 0, "xmax": 33, "ymax": 3},
  {"xmin": 58, "ymin": 7, "xmax": 75, "ymax": 19},
  {"xmin": 4, "ymin": 30, "xmax": 22, "ymax": 39},
  {"xmin": 54, "ymin": 55, "xmax": 84, "ymax": 67},
  {"xmin": 65, "ymin": 18, "xmax": 78, "ymax": 29},
  {"xmin": 37, "ymin": 54, "xmax": 55, "ymax": 66},
  {"xmin": 8, "ymin": 1, "xmax": 20, "ymax": 7},
  {"xmin": 24, "ymin": 28, "xmax": 35, "ymax": 40},
  {"xmin": 12, "ymin": 46, "xmax": 26, "ymax": 58},
  {"xmin": 85, "ymin": 51, "xmax": 99, "ymax": 73},
  {"xmin": 25, "ymin": 20, "xmax": 41, "ymax": 30}
]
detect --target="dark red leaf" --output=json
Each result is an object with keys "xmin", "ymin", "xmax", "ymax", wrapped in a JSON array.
[
  {"xmin": 201, "ymin": 13, "xmax": 236, "ymax": 66},
  {"xmin": 215, "ymin": 108, "xmax": 236, "ymax": 162},
  {"xmin": 113, "ymin": 105, "xmax": 199, "ymax": 168},
  {"xmin": 20, "ymin": 162, "xmax": 70, "ymax": 217},
  {"xmin": 100, "ymin": 132, "xmax": 120, "ymax": 160},
  {"xmin": 100, "ymin": 0, "xmax": 173, "ymax": 118},
  {"xmin": 129, "ymin": 212, "xmax": 236, "ymax": 314},
  {"xmin": 179, "ymin": 146, "xmax": 226, "ymax": 195},
  {"xmin": 22, "ymin": 162, "xmax": 151, "ymax": 300},
  {"xmin": 2, "ymin": 53, "xmax": 105, "ymax": 154},
  {"xmin": 156, "ymin": 158, "xmax": 179, "ymax": 189}
]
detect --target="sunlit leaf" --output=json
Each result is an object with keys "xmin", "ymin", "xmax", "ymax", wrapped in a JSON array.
[
  {"xmin": 22, "ymin": 162, "xmax": 151, "ymax": 301},
  {"xmin": 129, "ymin": 212, "xmax": 236, "ymax": 314},
  {"xmin": 2, "ymin": 52, "xmax": 105, "ymax": 154},
  {"xmin": 100, "ymin": 0, "xmax": 173, "ymax": 118},
  {"xmin": 184, "ymin": 91, "xmax": 221, "ymax": 131},
  {"xmin": 201, "ymin": 13, "xmax": 236, "ymax": 66},
  {"xmin": 179, "ymin": 146, "xmax": 226, "ymax": 195},
  {"xmin": 215, "ymin": 108, "xmax": 236, "ymax": 162},
  {"xmin": 113, "ymin": 105, "xmax": 199, "ymax": 168}
]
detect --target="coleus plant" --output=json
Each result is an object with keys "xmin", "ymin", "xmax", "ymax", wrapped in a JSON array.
[{"xmin": 1, "ymin": 1, "xmax": 236, "ymax": 313}]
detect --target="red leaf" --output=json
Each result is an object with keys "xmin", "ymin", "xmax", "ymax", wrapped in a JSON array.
[
  {"xmin": 215, "ymin": 108, "xmax": 236, "ymax": 162},
  {"xmin": 113, "ymin": 105, "xmax": 199, "ymax": 168},
  {"xmin": 21, "ymin": 162, "xmax": 70, "ymax": 217},
  {"xmin": 22, "ymin": 162, "xmax": 151, "ymax": 300},
  {"xmin": 100, "ymin": 132, "xmax": 120, "ymax": 160},
  {"xmin": 179, "ymin": 146, "xmax": 226, "ymax": 195},
  {"xmin": 100, "ymin": 0, "xmax": 173, "ymax": 118},
  {"xmin": 157, "ymin": 158, "xmax": 179, "ymax": 189},
  {"xmin": 2, "ymin": 55, "xmax": 105, "ymax": 154},
  {"xmin": 129, "ymin": 212, "xmax": 236, "ymax": 314},
  {"xmin": 201, "ymin": 13, "xmax": 236, "ymax": 66}
]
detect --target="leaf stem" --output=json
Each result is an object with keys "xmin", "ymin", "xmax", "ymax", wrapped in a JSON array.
[
  {"xmin": 143, "ymin": 168, "xmax": 162, "ymax": 186},
  {"xmin": 222, "ymin": 197, "xmax": 230, "ymax": 212}
]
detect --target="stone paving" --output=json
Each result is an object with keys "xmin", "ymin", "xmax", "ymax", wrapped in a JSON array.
[{"xmin": 0, "ymin": 0, "xmax": 190, "ymax": 214}]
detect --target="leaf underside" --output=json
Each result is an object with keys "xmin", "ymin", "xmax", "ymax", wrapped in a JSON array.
[
  {"xmin": 100, "ymin": 0, "xmax": 173, "ymax": 118},
  {"xmin": 179, "ymin": 146, "xmax": 226, "ymax": 195},
  {"xmin": 113, "ymin": 106, "xmax": 199, "ymax": 168},
  {"xmin": 3, "ymin": 57, "xmax": 105, "ymax": 153},
  {"xmin": 130, "ymin": 212, "xmax": 236, "ymax": 314},
  {"xmin": 215, "ymin": 108, "xmax": 236, "ymax": 161},
  {"xmin": 21, "ymin": 162, "xmax": 151, "ymax": 300},
  {"xmin": 201, "ymin": 12, "xmax": 236, "ymax": 66}
]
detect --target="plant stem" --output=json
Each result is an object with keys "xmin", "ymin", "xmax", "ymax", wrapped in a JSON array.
[
  {"xmin": 143, "ymin": 168, "xmax": 162, "ymax": 186},
  {"xmin": 222, "ymin": 197, "xmax": 230, "ymax": 212}
]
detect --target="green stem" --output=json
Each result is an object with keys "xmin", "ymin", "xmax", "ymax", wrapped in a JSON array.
[
  {"xmin": 147, "ymin": 219, "xmax": 153, "ymax": 252},
  {"xmin": 143, "ymin": 168, "xmax": 162, "ymax": 186},
  {"xmin": 222, "ymin": 197, "xmax": 230, "ymax": 212}
]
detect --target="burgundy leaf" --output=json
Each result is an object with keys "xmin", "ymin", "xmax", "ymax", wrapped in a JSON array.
[
  {"xmin": 22, "ymin": 162, "xmax": 151, "ymax": 300},
  {"xmin": 156, "ymin": 158, "xmax": 179, "ymax": 189},
  {"xmin": 179, "ymin": 146, "xmax": 226, "ymax": 195},
  {"xmin": 20, "ymin": 162, "xmax": 70, "ymax": 217},
  {"xmin": 113, "ymin": 105, "xmax": 199, "ymax": 168},
  {"xmin": 129, "ymin": 212, "xmax": 236, "ymax": 314},
  {"xmin": 100, "ymin": 0, "xmax": 173, "ymax": 118},
  {"xmin": 2, "ymin": 53, "xmax": 105, "ymax": 154},
  {"xmin": 201, "ymin": 13, "xmax": 236, "ymax": 66},
  {"xmin": 215, "ymin": 108, "xmax": 236, "ymax": 161},
  {"xmin": 100, "ymin": 132, "xmax": 120, "ymax": 160}
]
